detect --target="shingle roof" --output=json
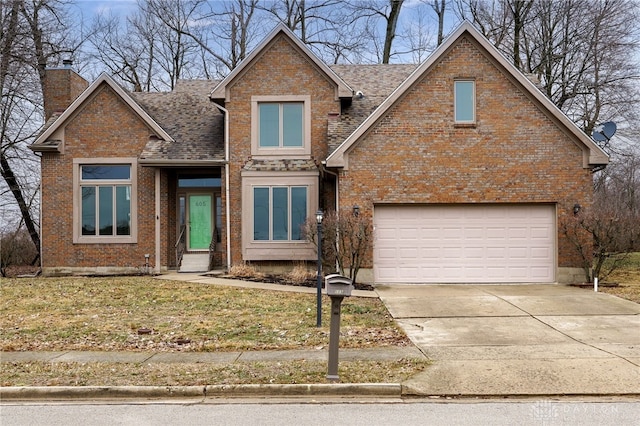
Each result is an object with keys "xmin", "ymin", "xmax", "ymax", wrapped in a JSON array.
[
  {"xmin": 134, "ymin": 80, "xmax": 225, "ymax": 163},
  {"xmin": 327, "ymin": 64, "xmax": 417, "ymax": 152}
]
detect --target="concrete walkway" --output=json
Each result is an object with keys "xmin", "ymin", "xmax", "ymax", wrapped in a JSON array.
[{"xmin": 377, "ymin": 284, "xmax": 640, "ymax": 396}]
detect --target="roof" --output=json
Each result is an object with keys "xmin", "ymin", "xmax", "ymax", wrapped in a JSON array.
[
  {"xmin": 326, "ymin": 21, "xmax": 609, "ymax": 169},
  {"xmin": 327, "ymin": 64, "xmax": 417, "ymax": 152},
  {"xmin": 134, "ymin": 80, "xmax": 225, "ymax": 165},
  {"xmin": 211, "ymin": 23, "xmax": 353, "ymax": 101},
  {"xmin": 31, "ymin": 73, "xmax": 173, "ymax": 152}
]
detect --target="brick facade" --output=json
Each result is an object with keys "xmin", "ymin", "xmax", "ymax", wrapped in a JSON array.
[
  {"xmin": 35, "ymin": 23, "xmax": 604, "ymax": 281},
  {"xmin": 338, "ymin": 36, "xmax": 592, "ymax": 272},
  {"xmin": 224, "ymin": 34, "xmax": 341, "ymax": 265},
  {"xmin": 40, "ymin": 85, "xmax": 168, "ymax": 274}
]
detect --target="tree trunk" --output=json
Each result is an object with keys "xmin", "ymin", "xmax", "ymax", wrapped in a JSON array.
[
  {"xmin": 0, "ymin": 153, "xmax": 41, "ymax": 262},
  {"xmin": 382, "ymin": 0, "xmax": 403, "ymax": 63}
]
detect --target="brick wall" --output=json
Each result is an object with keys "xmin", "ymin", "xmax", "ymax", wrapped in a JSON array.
[
  {"xmin": 224, "ymin": 34, "xmax": 341, "ymax": 265},
  {"xmin": 41, "ymin": 84, "xmax": 164, "ymax": 274},
  {"xmin": 339, "ymin": 36, "xmax": 593, "ymax": 271},
  {"xmin": 43, "ymin": 68, "xmax": 89, "ymax": 120}
]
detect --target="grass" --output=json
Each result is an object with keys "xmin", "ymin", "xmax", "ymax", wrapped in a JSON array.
[
  {"xmin": 1, "ymin": 359, "xmax": 428, "ymax": 387},
  {"xmin": 599, "ymin": 252, "xmax": 640, "ymax": 303},
  {"xmin": 0, "ymin": 276, "xmax": 424, "ymax": 385}
]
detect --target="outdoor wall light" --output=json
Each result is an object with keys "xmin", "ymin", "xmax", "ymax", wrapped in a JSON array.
[
  {"xmin": 353, "ymin": 205, "xmax": 360, "ymax": 217},
  {"xmin": 573, "ymin": 203, "xmax": 582, "ymax": 215}
]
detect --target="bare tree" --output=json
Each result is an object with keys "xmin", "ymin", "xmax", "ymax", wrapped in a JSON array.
[
  {"xmin": 1, "ymin": 0, "xmax": 78, "ymax": 263},
  {"xmin": 457, "ymin": 0, "xmax": 640, "ymax": 150},
  {"xmin": 304, "ymin": 210, "xmax": 373, "ymax": 285},
  {"xmin": 429, "ymin": 0, "xmax": 447, "ymax": 46},
  {"xmin": 87, "ymin": 11, "xmax": 158, "ymax": 91},
  {"xmin": 257, "ymin": 0, "xmax": 368, "ymax": 64},
  {"xmin": 348, "ymin": 0, "xmax": 406, "ymax": 63}
]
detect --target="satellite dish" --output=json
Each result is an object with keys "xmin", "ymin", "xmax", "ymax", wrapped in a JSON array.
[{"xmin": 592, "ymin": 121, "xmax": 616, "ymax": 142}]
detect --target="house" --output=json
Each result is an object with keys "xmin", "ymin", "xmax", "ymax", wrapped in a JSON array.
[{"xmin": 31, "ymin": 22, "xmax": 608, "ymax": 283}]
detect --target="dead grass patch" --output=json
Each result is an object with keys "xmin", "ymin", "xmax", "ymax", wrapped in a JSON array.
[
  {"xmin": 599, "ymin": 252, "xmax": 640, "ymax": 303},
  {"xmin": 0, "ymin": 358, "xmax": 429, "ymax": 386},
  {"xmin": 0, "ymin": 276, "xmax": 409, "ymax": 352},
  {"xmin": 227, "ymin": 263, "xmax": 265, "ymax": 280}
]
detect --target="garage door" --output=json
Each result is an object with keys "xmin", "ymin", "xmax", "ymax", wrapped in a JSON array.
[{"xmin": 374, "ymin": 204, "xmax": 555, "ymax": 283}]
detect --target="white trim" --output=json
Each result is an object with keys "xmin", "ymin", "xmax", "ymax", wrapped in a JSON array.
[
  {"xmin": 35, "ymin": 73, "xmax": 173, "ymax": 146},
  {"xmin": 325, "ymin": 21, "xmax": 608, "ymax": 169}
]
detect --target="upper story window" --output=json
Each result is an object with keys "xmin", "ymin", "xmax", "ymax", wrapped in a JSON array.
[
  {"xmin": 454, "ymin": 80, "xmax": 475, "ymax": 124},
  {"xmin": 251, "ymin": 95, "xmax": 311, "ymax": 158},
  {"xmin": 73, "ymin": 159, "xmax": 137, "ymax": 244},
  {"xmin": 259, "ymin": 103, "xmax": 303, "ymax": 148}
]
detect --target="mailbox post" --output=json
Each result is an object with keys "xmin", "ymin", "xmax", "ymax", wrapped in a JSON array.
[{"xmin": 325, "ymin": 273, "xmax": 354, "ymax": 382}]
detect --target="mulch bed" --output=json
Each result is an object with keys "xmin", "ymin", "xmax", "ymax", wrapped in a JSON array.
[{"xmin": 220, "ymin": 274, "xmax": 375, "ymax": 291}]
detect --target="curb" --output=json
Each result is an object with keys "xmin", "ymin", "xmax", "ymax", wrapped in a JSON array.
[{"xmin": 0, "ymin": 383, "xmax": 402, "ymax": 401}]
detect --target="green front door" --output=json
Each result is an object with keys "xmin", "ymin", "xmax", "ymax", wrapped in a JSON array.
[{"xmin": 188, "ymin": 194, "xmax": 212, "ymax": 250}]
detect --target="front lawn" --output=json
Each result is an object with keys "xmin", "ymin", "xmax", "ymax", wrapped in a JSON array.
[
  {"xmin": 0, "ymin": 276, "xmax": 408, "ymax": 352},
  {"xmin": 0, "ymin": 276, "xmax": 426, "ymax": 386}
]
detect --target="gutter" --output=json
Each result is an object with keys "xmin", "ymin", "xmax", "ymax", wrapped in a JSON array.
[{"xmin": 211, "ymin": 102, "xmax": 232, "ymax": 272}]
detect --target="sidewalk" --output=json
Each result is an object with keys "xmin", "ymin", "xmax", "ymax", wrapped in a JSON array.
[{"xmin": 0, "ymin": 346, "xmax": 422, "ymax": 364}]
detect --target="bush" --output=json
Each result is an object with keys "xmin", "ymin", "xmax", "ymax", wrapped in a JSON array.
[{"xmin": 0, "ymin": 227, "xmax": 38, "ymax": 276}]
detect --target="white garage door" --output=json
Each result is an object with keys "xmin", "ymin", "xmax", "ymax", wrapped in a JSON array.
[{"xmin": 374, "ymin": 204, "xmax": 556, "ymax": 283}]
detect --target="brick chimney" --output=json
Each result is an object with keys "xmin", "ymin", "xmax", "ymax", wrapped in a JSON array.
[{"xmin": 43, "ymin": 59, "xmax": 89, "ymax": 121}]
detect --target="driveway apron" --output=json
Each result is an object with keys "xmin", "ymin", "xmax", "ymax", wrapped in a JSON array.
[{"xmin": 376, "ymin": 284, "xmax": 640, "ymax": 396}]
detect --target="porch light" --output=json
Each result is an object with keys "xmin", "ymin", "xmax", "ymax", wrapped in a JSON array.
[
  {"xmin": 353, "ymin": 205, "xmax": 360, "ymax": 217},
  {"xmin": 573, "ymin": 203, "xmax": 581, "ymax": 215}
]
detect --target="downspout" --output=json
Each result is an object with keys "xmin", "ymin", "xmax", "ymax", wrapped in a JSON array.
[
  {"xmin": 154, "ymin": 169, "xmax": 161, "ymax": 274},
  {"xmin": 321, "ymin": 162, "xmax": 340, "ymax": 272},
  {"xmin": 321, "ymin": 162, "xmax": 339, "ymax": 213},
  {"xmin": 36, "ymin": 152, "xmax": 43, "ymax": 273},
  {"xmin": 212, "ymin": 102, "xmax": 231, "ymax": 271}
]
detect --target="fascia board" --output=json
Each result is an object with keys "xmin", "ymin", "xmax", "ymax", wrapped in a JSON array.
[
  {"xmin": 210, "ymin": 23, "xmax": 352, "ymax": 101},
  {"xmin": 35, "ymin": 73, "xmax": 174, "ymax": 145}
]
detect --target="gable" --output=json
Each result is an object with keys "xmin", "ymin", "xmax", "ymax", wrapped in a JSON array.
[
  {"xmin": 31, "ymin": 73, "xmax": 172, "ymax": 154},
  {"xmin": 326, "ymin": 22, "xmax": 608, "ymax": 170},
  {"xmin": 210, "ymin": 24, "xmax": 352, "ymax": 102}
]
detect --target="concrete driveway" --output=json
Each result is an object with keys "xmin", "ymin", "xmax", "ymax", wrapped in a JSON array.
[{"xmin": 376, "ymin": 284, "xmax": 640, "ymax": 396}]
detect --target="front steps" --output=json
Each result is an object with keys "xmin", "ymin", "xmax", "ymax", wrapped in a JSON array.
[{"xmin": 179, "ymin": 253, "xmax": 209, "ymax": 273}]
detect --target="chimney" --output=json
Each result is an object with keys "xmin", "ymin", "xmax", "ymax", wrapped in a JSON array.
[{"xmin": 43, "ymin": 59, "xmax": 90, "ymax": 121}]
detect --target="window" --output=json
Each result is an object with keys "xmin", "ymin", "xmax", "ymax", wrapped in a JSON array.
[
  {"xmin": 73, "ymin": 159, "xmax": 137, "ymax": 244},
  {"xmin": 253, "ymin": 186, "xmax": 307, "ymax": 241},
  {"xmin": 241, "ymin": 171, "xmax": 318, "ymax": 260},
  {"xmin": 80, "ymin": 165, "xmax": 131, "ymax": 236},
  {"xmin": 251, "ymin": 95, "xmax": 311, "ymax": 157},
  {"xmin": 259, "ymin": 103, "xmax": 303, "ymax": 148},
  {"xmin": 454, "ymin": 80, "xmax": 475, "ymax": 123}
]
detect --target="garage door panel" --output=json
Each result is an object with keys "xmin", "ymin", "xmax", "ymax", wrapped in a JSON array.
[{"xmin": 374, "ymin": 205, "xmax": 555, "ymax": 283}]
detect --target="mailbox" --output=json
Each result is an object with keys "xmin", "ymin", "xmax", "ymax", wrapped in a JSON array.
[{"xmin": 325, "ymin": 274, "xmax": 354, "ymax": 297}]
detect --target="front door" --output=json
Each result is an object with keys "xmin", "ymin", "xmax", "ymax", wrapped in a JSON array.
[{"xmin": 188, "ymin": 194, "xmax": 213, "ymax": 251}]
